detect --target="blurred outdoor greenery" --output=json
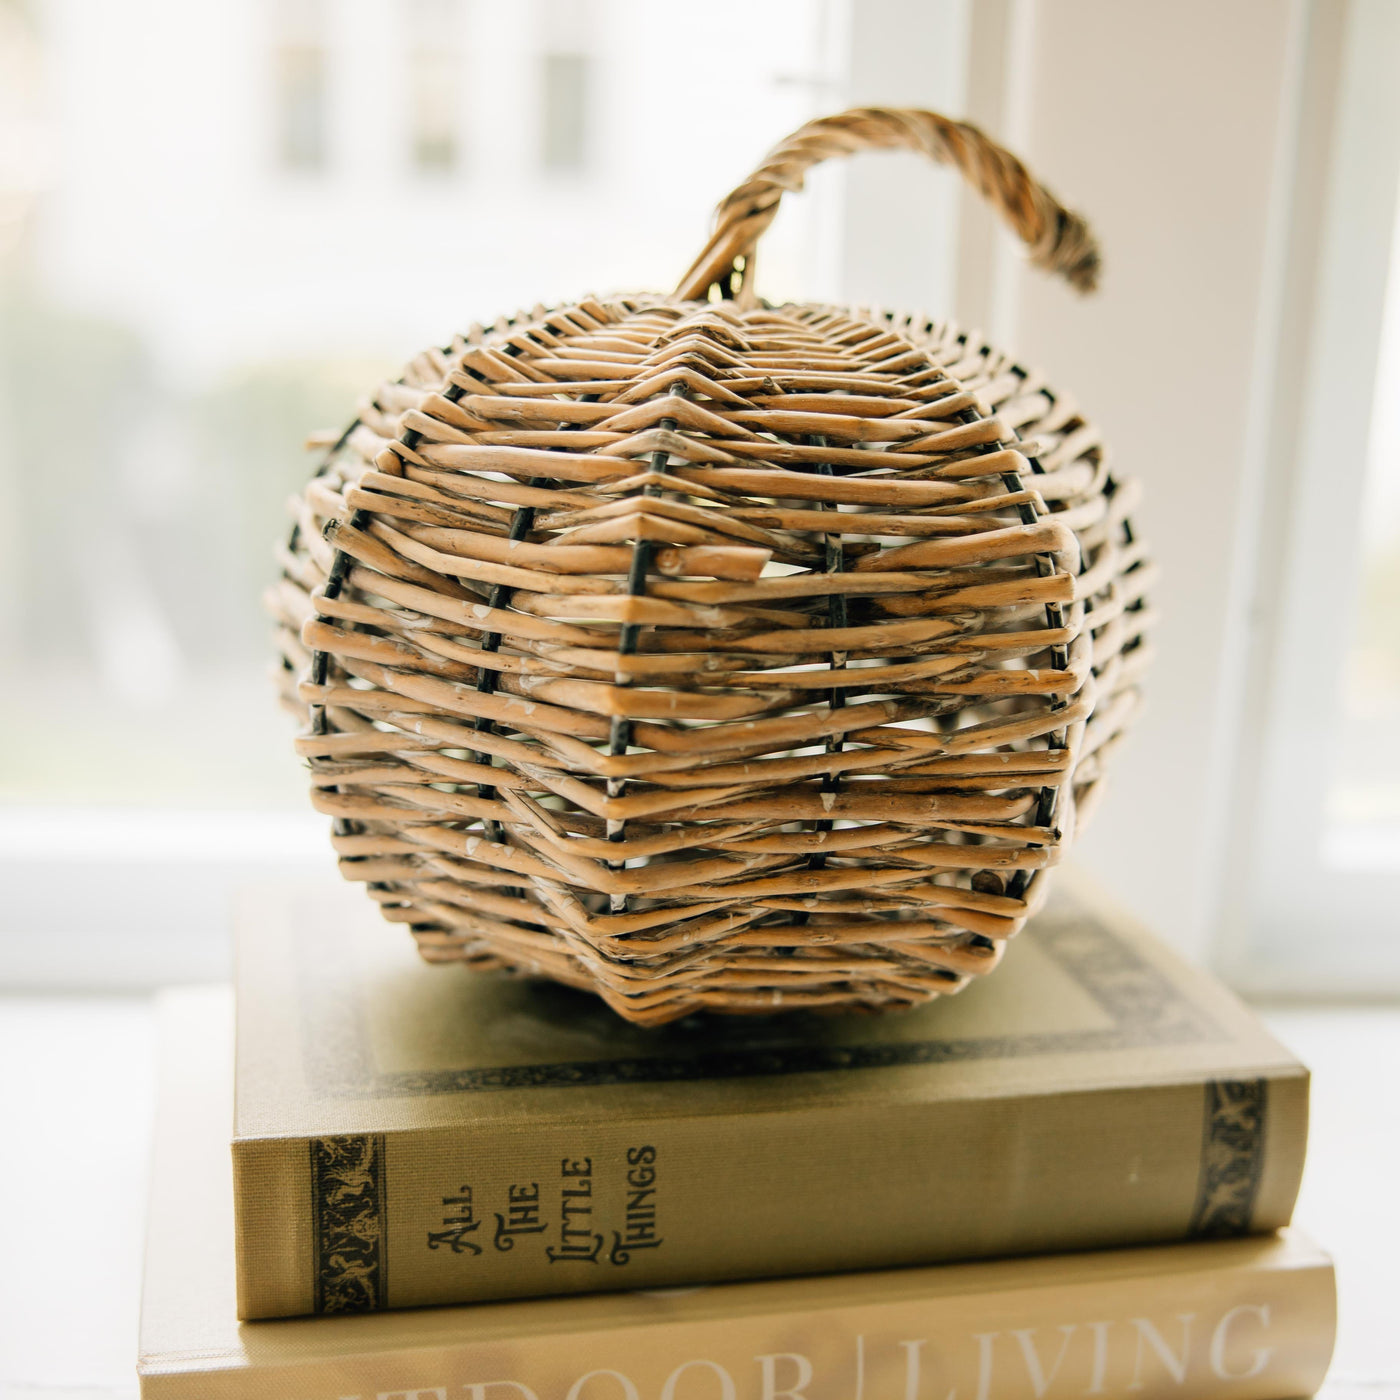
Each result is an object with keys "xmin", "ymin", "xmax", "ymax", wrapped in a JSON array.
[{"xmin": 0, "ymin": 276, "xmax": 396, "ymax": 806}]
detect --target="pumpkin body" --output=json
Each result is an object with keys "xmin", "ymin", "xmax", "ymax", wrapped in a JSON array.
[{"xmin": 272, "ymin": 293, "xmax": 1149, "ymax": 1025}]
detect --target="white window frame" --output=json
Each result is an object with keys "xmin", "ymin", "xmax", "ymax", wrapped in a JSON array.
[
  {"xmin": 952, "ymin": 0, "xmax": 1400, "ymax": 995},
  {"xmin": 1216, "ymin": 0, "xmax": 1400, "ymax": 993},
  {"xmin": 0, "ymin": 810, "xmax": 330, "ymax": 988}
]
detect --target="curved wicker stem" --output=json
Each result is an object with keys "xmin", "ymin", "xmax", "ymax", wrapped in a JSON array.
[{"xmin": 675, "ymin": 106, "xmax": 1100, "ymax": 303}]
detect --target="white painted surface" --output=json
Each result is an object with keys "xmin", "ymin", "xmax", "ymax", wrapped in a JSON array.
[
  {"xmin": 956, "ymin": 0, "xmax": 1400, "ymax": 989},
  {"xmin": 0, "ymin": 998, "xmax": 156, "ymax": 1400},
  {"xmin": 0, "ymin": 811, "xmax": 334, "ymax": 988},
  {"xmin": 974, "ymin": 0, "xmax": 1307, "ymax": 963}
]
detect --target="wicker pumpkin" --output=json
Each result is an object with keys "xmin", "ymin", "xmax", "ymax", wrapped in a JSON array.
[{"xmin": 271, "ymin": 108, "xmax": 1151, "ymax": 1026}]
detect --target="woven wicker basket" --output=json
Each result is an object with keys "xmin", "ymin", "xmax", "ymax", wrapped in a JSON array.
[{"xmin": 271, "ymin": 108, "xmax": 1152, "ymax": 1026}]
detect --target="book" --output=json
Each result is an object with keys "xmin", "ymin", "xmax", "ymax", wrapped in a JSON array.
[
  {"xmin": 141, "ymin": 987, "xmax": 1338, "ymax": 1400},
  {"xmin": 233, "ymin": 869, "xmax": 1309, "ymax": 1320}
]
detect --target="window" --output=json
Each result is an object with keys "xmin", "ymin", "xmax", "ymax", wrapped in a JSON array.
[
  {"xmin": 409, "ymin": 50, "xmax": 459, "ymax": 172},
  {"xmin": 541, "ymin": 51, "xmax": 589, "ymax": 172},
  {"xmin": 1220, "ymin": 0, "xmax": 1400, "ymax": 990},
  {"xmin": 1326, "ymin": 197, "xmax": 1400, "ymax": 852},
  {"xmin": 405, "ymin": 0, "xmax": 463, "ymax": 174},
  {"xmin": 273, "ymin": 2, "xmax": 328, "ymax": 172},
  {"xmin": 275, "ymin": 45, "xmax": 327, "ymax": 171},
  {"xmin": 1, "ymin": 0, "xmax": 829, "ymax": 985}
]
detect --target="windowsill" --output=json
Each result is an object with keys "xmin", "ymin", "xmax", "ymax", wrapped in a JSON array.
[
  {"xmin": 0, "ymin": 995, "xmax": 1395, "ymax": 1398},
  {"xmin": 0, "ymin": 810, "xmax": 331, "ymax": 989},
  {"xmin": 0, "ymin": 807, "xmax": 324, "ymax": 862}
]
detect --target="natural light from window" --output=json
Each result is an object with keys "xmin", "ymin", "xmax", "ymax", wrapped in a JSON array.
[
  {"xmin": 0, "ymin": 0, "xmax": 829, "ymax": 819},
  {"xmin": 1326, "ymin": 189, "xmax": 1400, "ymax": 863}
]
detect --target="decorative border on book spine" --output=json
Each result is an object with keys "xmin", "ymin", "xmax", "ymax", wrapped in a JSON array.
[
  {"xmin": 1188, "ymin": 1079, "xmax": 1268, "ymax": 1237},
  {"xmin": 311, "ymin": 1134, "xmax": 388, "ymax": 1313}
]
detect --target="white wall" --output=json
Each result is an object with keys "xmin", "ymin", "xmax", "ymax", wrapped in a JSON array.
[{"xmin": 951, "ymin": 0, "xmax": 1310, "ymax": 961}]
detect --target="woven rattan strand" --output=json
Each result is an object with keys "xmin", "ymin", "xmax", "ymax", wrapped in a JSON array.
[{"xmin": 270, "ymin": 108, "xmax": 1153, "ymax": 1026}]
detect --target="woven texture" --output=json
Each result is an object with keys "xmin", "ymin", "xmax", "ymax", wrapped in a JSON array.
[{"xmin": 271, "ymin": 108, "xmax": 1152, "ymax": 1025}]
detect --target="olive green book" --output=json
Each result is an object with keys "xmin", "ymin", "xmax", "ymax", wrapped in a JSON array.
[
  {"xmin": 232, "ymin": 869, "xmax": 1308, "ymax": 1320},
  {"xmin": 143, "ymin": 988, "xmax": 1337, "ymax": 1400}
]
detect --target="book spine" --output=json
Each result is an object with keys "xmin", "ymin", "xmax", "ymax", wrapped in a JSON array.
[
  {"xmin": 146, "ymin": 1237, "xmax": 1336, "ymax": 1400},
  {"xmin": 233, "ymin": 1069, "xmax": 1308, "ymax": 1319}
]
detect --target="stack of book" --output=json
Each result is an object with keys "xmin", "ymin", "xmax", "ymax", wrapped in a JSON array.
[{"xmin": 137, "ymin": 871, "xmax": 1336, "ymax": 1399}]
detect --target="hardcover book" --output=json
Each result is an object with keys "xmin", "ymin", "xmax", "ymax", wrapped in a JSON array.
[
  {"xmin": 233, "ymin": 870, "xmax": 1308, "ymax": 1319},
  {"xmin": 142, "ymin": 988, "xmax": 1338, "ymax": 1400}
]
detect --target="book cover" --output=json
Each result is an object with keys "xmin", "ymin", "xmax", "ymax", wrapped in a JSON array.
[
  {"xmin": 143, "ymin": 988, "xmax": 1337, "ymax": 1400},
  {"xmin": 233, "ymin": 869, "xmax": 1308, "ymax": 1318}
]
